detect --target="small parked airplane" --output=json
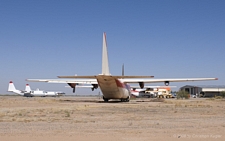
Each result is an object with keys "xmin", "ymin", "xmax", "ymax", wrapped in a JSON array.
[
  {"xmin": 8, "ymin": 81, "xmax": 65, "ymax": 97},
  {"xmin": 27, "ymin": 32, "xmax": 218, "ymax": 102}
]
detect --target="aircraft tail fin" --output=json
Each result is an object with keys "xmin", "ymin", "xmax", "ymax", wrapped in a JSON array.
[
  {"xmin": 25, "ymin": 84, "xmax": 31, "ymax": 92},
  {"xmin": 8, "ymin": 81, "xmax": 24, "ymax": 95},
  {"xmin": 101, "ymin": 32, "xmax": 111, "ymax": 75},
  {"xmin": 8, "ymin": 81, "xmax": 16, "ymax": 91}
]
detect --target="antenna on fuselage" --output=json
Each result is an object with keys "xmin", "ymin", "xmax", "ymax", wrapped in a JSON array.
[{"xmin": 122, "ymin": 63, "xmax": 124, "ymax": 77}]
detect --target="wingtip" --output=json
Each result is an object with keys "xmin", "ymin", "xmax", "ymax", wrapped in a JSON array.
[
  {"xmin": 215, "ymin": 78, "xmax": 218, "ymax": 80},
  {"xmin": 9, "ymin": 81, "xmax": 13, "ymax": 83}
]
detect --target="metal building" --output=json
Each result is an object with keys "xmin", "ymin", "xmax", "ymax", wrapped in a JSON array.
[{"xmin": 180, "ymin": 85, "xmax": 225, "ymax": 97}]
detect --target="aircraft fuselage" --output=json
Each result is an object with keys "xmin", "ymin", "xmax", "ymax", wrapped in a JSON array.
[{"xmin": 96, "ymin": 75, "xmax": 130, "ymax": 100}]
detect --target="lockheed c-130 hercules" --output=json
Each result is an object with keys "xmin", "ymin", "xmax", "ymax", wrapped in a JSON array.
[{"xmin": 27, "ymin": 32, "xmax": 217, "ymax": 102}]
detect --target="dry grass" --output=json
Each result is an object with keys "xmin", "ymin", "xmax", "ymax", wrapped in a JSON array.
[
  {"xmin": 0, "ymin": 96, "xmax": 225, "ymax": 141},
  {"xmin": 37, "ymin": 98, "xmax": 58, "ymax": 104},
  {"xmin": 162, "ymin": 99, "xmax": 215, "ymax": 108}
]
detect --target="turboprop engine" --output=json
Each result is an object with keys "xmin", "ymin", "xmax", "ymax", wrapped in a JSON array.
[
  {"xmin": 67, "ymin": 83, "xmax": 76, "ymax": 93},
  {"xmin": 91, "ymin": 84, "xmax": 98, "ymax": 91},
  {"xmin": 164, "ymin": 81, "xmax": 170, "ymax": 86},
  {"xmin": 139, "ymin": 82, "xmax": 144, "ymax": 89}
]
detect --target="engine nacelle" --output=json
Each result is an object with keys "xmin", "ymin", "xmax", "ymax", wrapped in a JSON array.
[
  {"xmin": 91, "ymin": 84, "xmax": 98, "ymax": 91},
  {"xmin": 164, "ymin": 81, "xmax": 170, "ymax": 86},
  {"xmin": 139, "ymin": 82, "xmax": 144, "ymax": 89},
  {"xmin": 67, "ymin": 83, "xmax": 77, "ymax": 93}
]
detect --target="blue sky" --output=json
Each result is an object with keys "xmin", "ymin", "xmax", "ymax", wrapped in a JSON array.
[{"xmin": 1, "ymin": 0, "xmax": 224, "ymax": 95}]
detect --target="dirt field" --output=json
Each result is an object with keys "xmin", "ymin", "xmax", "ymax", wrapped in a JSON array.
[{"xmin": 0, "ymin": 96, "xmax": 224, "ymax": 141}]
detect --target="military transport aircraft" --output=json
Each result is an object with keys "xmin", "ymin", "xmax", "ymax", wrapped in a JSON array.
[
  {"xmin": 27, "ymin": 32, "xmax": 217, "ymax": 102},
  {"xmin": 8, "ymin": 81, "xmax": 65, "ymax": 97}
]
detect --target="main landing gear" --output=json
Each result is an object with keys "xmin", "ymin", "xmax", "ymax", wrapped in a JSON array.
[
  {"xmin": 103, "ymin": 96, "xmax": 130, "ymax": 102},
  {"xmin": 121, "ymin": 96, "xmax": 130, "ymax": 102},
  {"xmin": 103, "ymin": 96, "xmax": 109, "ymax": 102}
]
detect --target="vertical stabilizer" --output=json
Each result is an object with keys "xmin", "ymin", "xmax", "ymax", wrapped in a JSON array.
[
  {"xmin": 8, "ymin": 81, "xmax": 16, "ymax": 91},
  {"xmin": 25, "ymin": 84, "xmax": 31, "ymax": 92},
  {"xmin": 101, "ymin": 32, "xmax": 110, "ymax": 75},
  {"xmin": 8, "ymin": 81, "xmax": 24, "ymax": 95}
]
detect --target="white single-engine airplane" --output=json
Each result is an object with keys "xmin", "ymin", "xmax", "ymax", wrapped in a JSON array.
[
  {"xmin": 8, "ymin": 81, "xmax": 65, "ymax": 97},
  {"xmin": 27, "ymin": 32, "xmax": 217, "ymax": 102}
]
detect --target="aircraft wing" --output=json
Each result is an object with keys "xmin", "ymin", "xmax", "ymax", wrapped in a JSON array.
[
  {"xmin": 121, "ymin": 78, "xmax": 218, "ymax": 83},
  {"xmin": 57, "ymin": 75, "xmax": 154, "ymax": 79},
  {"xmin": 27, "ymin": 77, "xmax": 217, "ymax": 84},
  {"xmin": 65, "ymin": 85, "xmax": 93, "ymax": 88},
  {"xmin": 26, "ymin": 79, "xmax": 98, "ymax": 84},
  {"xmin": 130, "ymin": 86, "xmax": 177, "ymax": 88},
  {"xmin": 27, "ymin": 77, "xmax": 217, "ymax": 85}
]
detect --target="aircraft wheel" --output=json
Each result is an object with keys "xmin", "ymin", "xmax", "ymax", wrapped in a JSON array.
[
  {"xmin": 126, "ymin": 96, "xmax": 130, "ymax": 102},
  {"xmin": 103, "ymin": 96, "xmax": 109, "ymax": 102},
  {"xmin": 121, "ymin": 96, "xmax": 130, "ymax": 102}
]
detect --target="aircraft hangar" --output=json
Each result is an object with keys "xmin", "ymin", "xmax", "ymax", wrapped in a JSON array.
[{"xmin": 180, "ymin": 85, "xmax": 225, "ymax": 97}]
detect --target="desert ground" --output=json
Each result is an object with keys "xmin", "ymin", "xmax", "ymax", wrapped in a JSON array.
[{"xmin": 0, "ymin": 95, "xmax": 224, "ymax": 141}]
